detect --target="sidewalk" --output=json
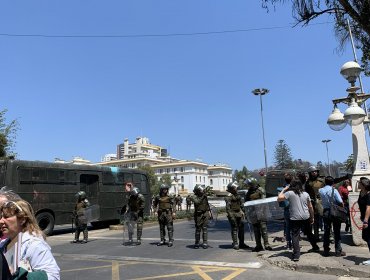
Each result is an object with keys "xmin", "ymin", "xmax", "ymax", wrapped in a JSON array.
[{"xmin": 260, "ymin": 229, "xmax": 370, "ymax": 278}]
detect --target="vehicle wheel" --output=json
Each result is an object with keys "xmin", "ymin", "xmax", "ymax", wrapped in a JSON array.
[{"xmin": 36, "ymin": 212, "xmax": 55, "ymax": 236}]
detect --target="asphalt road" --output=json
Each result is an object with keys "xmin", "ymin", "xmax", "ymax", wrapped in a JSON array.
[{"xmin": 47, "ymin": 218, "xmax": 353, "ymax": 280}]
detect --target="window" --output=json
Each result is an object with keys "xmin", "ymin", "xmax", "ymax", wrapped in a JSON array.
[
  {"xmin": 181, "ymin": 176, "xmax": 184, "ymax": 182},
  {"xmin": 210, "ymin": 179, "xmax": 213, "ymax": 185},
  {"xmin": 180, "ymin": 167, "xmax": 184, "ymax": 172}
]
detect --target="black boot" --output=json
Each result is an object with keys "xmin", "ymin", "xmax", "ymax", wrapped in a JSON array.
[
  {"xmin": 137, "ymin": 229, "xmax": 142, "ymax": 245},
  {"xmin": 82, "ymin": 229, "xmax": 88, "ymax": 243},
  {"xmin": 73, "ymin": 230, "xmax": 80, "ymax": 243}
]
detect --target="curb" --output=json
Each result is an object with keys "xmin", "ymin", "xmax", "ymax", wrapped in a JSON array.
[{"xmin": 260, "ymin": 254, "xmax": 370, "ymax": 278}]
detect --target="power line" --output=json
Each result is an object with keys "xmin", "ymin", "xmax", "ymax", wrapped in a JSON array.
[{"xmin": 0, "ymin": 21, "xmax": 332, "ymax": 39}]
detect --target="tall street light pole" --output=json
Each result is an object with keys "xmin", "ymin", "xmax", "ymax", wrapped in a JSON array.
[
  {"xmin": 321, "ymin": 139, "xmax": 331, "ymax": 175},
  {"xmin": 327, "ymin": 61, "xmax": 370, "ymax": 246},
  {"xmin": 252, "ymin": 88, "xmax": 269, "ymax": 175}
]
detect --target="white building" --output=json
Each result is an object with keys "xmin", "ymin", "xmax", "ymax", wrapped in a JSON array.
[
  {"xmin": 98, "ymin": 136, "xmax": 233, "ymax": 194},
  {"xmin": 101, "ymin": 153, "xmax": 117, "ymax": 162}
]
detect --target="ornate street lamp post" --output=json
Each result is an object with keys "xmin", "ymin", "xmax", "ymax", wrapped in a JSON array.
[{"xmin": 327, "ymin": 61, "xmax": 370, "ymax": 245}]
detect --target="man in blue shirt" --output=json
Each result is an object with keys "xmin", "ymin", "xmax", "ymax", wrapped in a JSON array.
[{"xmin": 319, "ymin": 176, "xmax": 346, "ymax": 257}]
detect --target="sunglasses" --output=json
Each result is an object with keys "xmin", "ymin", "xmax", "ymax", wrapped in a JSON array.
[{"xmin": 0, "ymin": 201, "xmax": 23, "ymax": 219}]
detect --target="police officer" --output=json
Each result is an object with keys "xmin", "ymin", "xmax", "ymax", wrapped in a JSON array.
[
  {"xmin": 153, "ymin": 184, "xmax": 176, "ymax": 247},
  {"xmin": 225, "ymin": 181, "xmax": 250, "ymax": 250},
  {"xmin": 191, "ymin": 185, "xmax": 210, "ymax": 249},
  {"xmin": 186, "ymin": 194, "xmax": 192, "ymax": 212},
  {"xmin": 73, "ymin": 191, "xmax": 90, "ymax": 243},
  {"xmin": 305, "ymin": 166, "xmax": 349, "ymax": 241},
  {"xmin": 245, "ymin": 178, "xmax": 272, "ymax": 252},
  {"xmin": 305, "ymin": 165, "xmax": 325, "ymax": 241},
  {"xmin": 122, "ymin": 187, "xmax": 145, "ymax": 245}
]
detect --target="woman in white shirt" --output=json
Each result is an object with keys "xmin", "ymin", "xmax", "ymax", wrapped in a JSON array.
[{"xmin": 0, "ymin": 200, "xmax": 60, "ymax": 279}]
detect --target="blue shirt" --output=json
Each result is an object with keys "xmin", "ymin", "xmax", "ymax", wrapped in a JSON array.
[{"xmin": 319, "ymin": 185, "xmax": 343, "ymax": 209}]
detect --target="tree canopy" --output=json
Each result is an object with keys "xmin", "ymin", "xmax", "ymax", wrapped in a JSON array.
[
  {"xmin": 262, "ymin": 0, "xmax": 370, "ymax": 75},
  {"xmin": 0, "ymin": 109, "xmax": 18, "ymax": 159},
  {"xmin": 274, "ymin": 139, "xmax": 294, "ymax": 169}
]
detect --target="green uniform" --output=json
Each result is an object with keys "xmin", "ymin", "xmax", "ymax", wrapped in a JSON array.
[
  {"xmin": 245, "ymin": 186, "xmax": 271, "ymax": 250},
  {"xmin": 225, "ymin": 192, "xmax": 246, "ymax": 249},
  {"xmin": 153, "ymin": 193, "xmax": 176, "ymax": 246},
  {"xmin": 127, "ymin": 193, "xmax": 145, "ymax": 243},
  {"xmin": 73, "ymin": 198, "xmax": 90, "ymax": 243},
  {"xmin": 186, "ymin": 195, "xmax": 192, "ymax": 212},
  {"xmin": 305, "ymin": 176, "xmax": 325, "ymax": 241},
  {"xmin": 191, "ymin": 193, "xmax": 210, "ymax": 248}
]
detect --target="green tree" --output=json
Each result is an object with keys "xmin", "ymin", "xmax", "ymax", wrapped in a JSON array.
[
  {"xmin": 344, "ymin": 154, "xmax": 354, "ymax": 172},
  {"xmin": 262, "ymin": 0, "xmax": 370, "ymax": 75},
  {"xmin": 159, "ymin": 174, "xmax": 173, "ymax": 188},
  {"xmin": 0, "ymin": 109, "xmax": 18, "ymax": 159},
  {"xmin": 138, "ymin": 165, "xmax": 159, "ymax": 195},
  {"xmin": 274, "ymin": 139, "xmax": 294, "ymax": 169}
]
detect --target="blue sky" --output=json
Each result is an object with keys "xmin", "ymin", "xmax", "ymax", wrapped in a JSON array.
[{"xmin": 0, "ymin": 1, "xmax": 366, "ymax": 171}]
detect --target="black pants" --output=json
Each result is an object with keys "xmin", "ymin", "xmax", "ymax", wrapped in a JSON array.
[{"xmin": 290, "ymin": 219, "xmax": 317, "ymax": 259}]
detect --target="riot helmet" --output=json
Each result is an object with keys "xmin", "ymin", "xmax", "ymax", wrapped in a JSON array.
[
  {"xmin": 160, "ymin": 184, "xmax": 169, "ymax": 190},
  {"xmin": 244, "ymin": 177, "xmax": 258, "ymax": 188},
  {"xmin": 307, "ymin": 166, "xmax": 319, "ymax": 173},
  {"xmin": 131, "ymin": 187, "xmax": 140, "ymax": 196},
  {"xmin": 75, "ymin": 191, "xmax": 87, "ymax": 201},
  {"xmin": 193, "ymin": 184, "xmax": 204, "ymax": 194},
  {"xmin": 227, "ymin": 181, "xmax": 238, "ymax": 193}
]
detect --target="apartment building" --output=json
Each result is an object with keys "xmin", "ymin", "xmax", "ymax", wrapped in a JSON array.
[{"xmin": 99, "ymin": 137, "xmax": 233, "ymax": 194}]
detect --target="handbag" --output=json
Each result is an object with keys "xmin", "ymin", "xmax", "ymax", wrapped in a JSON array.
[{"xmin": 329, "ymin": 188, "xmax": 348, "ymax": 223}]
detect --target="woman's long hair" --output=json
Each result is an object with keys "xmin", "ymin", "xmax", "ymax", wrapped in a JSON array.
[
  {"xmin": 12, "ymin": 200, "xmax": 46, "ymax": 240},
  {"xmin": 289, "ymin": 180, "xmax": 303, "ymax": 196}
]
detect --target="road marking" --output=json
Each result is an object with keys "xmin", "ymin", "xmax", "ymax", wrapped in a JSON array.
[
  {"xmin": 222, "ymin": 268, "xmax": 246, "ymax": 280},
  {"xmin": 125, "ymin": 265, "xmax": 246, "ymax": 280},
  {"xmin": 62, "ymin": 264, "xmax": 113, "ymax": 272},
  {"xmin": 112, "ymin": 261, "xmax": 120, "ymax": 280},
  {"xmin": 192, "ymin": 265, "xmax": 213, "ymax": 280},
  {"xmin": 56, "ymin": 253, "xmax": 262, "ymax": 269}
]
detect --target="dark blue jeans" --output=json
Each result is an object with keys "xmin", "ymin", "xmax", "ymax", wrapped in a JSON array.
[{"xmin": 323, "ymin": 209, "xmax": 343, "ymax": 253}]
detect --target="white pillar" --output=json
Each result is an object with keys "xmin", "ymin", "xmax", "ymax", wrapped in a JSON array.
[{"xmin": 350, "ymin": 124, "xmax": 370, "ymax": 245}]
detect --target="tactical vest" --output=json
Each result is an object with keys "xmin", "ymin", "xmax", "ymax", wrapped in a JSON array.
[
  {"xmin": 248, "ymin": 189, "xmax": 262, "ymax": 201},
  {"xmin": 158, "ymin": 195, "xmax": 172, "ymax": 210},
  {"xmin": 128, "ymin": 194, "xmax": 144, "ymax": 212},
  {"xmin": 229, "ymin": 194, "xmax": 242, "ymax": 211},
  {"xmin": 194, "ymin": 195, "xmax": 208, "ymax": 211},
  {"xmin": 307, "ymin": 178, "xmax": 324, "ymax": 199},
  {"xmin": 75, "ymin": 201, "xmax": 88, "ymax": 215}
]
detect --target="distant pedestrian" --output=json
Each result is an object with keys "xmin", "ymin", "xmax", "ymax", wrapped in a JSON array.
[
  {"xmin": 186, "ymin": 194, "xmax": 192, "ymax": 212},
  {"xmin": 357, "ymin": 177, "xmax": 370, "ymax": 265},
  {"xmin": 338, "ymin": 179, "xmax": 351, "ymax": 233},
  {"xmin": 319, "ymin": 176, "xmax": 346, "ymax": 257},
  {"xmin": 278, "ymin": 180, "xmax": 319, "ymax": 262},
  {"xmin": 176, "ymin": 194, "xmax": 183, "ymax": 211}
]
